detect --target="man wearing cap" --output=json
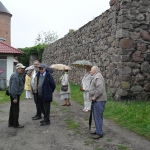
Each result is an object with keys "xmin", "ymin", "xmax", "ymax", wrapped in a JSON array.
[
  {"xmin": 36, "ymin": 63, "xmax": 56, "ymax": 126},
  {"xmin": 8, "ymin": 63, "xmax": 26, "ymax": 128}
]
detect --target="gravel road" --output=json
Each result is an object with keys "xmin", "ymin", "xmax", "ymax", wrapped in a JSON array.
[{"xmin": 0, "ymin": 91, "xmax": 150, "ymax": 150}]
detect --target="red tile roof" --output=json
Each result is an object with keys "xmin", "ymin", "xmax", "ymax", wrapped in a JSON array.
[{"xmin": 0, "ymin": 42, "xmax": 23, "ymax": 54}]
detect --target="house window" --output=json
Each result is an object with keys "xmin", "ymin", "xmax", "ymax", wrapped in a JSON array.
[{"xmin": 0, "ymin": 56, "xmax": 7, "ymax": 59}]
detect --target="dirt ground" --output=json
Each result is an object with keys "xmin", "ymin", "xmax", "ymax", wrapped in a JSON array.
[{"xmin": 0, "ymin": 90, "xmax": 150, "ymax": 150}]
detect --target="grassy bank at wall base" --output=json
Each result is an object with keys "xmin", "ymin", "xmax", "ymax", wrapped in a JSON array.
[{"xmin": 56, "ymin": 82, "xmax": 150, "ymax": 140}]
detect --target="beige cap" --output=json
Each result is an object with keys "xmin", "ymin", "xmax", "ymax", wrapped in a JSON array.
[{"xmin": 16, "ymin": 63, "xmax": 26, "ymax": 69}]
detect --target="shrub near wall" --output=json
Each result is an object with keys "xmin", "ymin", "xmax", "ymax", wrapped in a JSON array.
[
  {"xmin": 42, "ymin": 0, "xmax": 150, "ymax": 101},
  {"xmin": 18, "ymin": 44, "xmax": 46, "ymax": 67}
]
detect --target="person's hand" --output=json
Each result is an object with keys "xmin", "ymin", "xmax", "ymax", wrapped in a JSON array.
[
  {"xmin": 92, "ymin": 97, "xmax": 96, "ymax": 101},
  {"xmin": 13, "ymin": 99, "xmax": 17, "ymax": 103}
]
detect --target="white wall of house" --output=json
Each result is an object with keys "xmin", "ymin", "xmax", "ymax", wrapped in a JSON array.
[{"xmin": 6, "ymin": 55, "xmax": 14, "ymax": 86}]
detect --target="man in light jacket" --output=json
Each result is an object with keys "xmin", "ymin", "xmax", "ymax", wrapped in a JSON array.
[
  {"xmin": 8, "ymin": 63, "xmax": 26, "ymax": 128},
  {"xmin": 89, "ymin": 66, "xmax": 107, "ymax": 139},
  {"xmin": 31, "ymin": 60, "xmax": 42, "ymax": 120}
]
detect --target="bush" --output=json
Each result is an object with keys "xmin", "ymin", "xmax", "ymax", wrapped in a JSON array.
[{"xmin": 18, "ymin": 44, "xmax": 46, "ymax": 66}]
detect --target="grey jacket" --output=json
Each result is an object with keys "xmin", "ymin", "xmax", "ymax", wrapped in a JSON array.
[
  {"xmin": 8, "ymin": 71, "xmax": 24, "ymax": 99},
  {"xmin": 89, "ymin": 72, "xmax": 107, "ymax": 102}
]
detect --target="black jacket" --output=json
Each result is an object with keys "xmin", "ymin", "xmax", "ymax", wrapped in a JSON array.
[{"xmin": 37, "ymin": 70, "xmax": 56, "ymax": 102}]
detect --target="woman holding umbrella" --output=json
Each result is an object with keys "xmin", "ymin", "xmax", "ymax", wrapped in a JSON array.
[
  {"xmin": 50, "ymin": 64, "xmax": 71, "ymax": 106},
  {"xmin": 60, "ymin": 69, "xmax": 71, "ymax": 106},
  {"xmin": 72, "ymin": 60, "xmax": 93, "ymax": 112},
  {"xmin": 81, "ymin": 66, "xmax": 92, "ymax": 112}
]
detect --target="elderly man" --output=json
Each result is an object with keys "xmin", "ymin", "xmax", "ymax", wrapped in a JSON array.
[
  {"xmin": 31, "ymin": 60, "xmax": 42, "ymax": 120},
  {"xmin": 36, "ymin": 63, "xmax": 56, "ymax": 126},
  {"xmin": 8, "ymin": 63, "xmax": 26, "ymax": 128},
  {"xmin": 89, "ymin": 66, "xmax": 107, "ymax": 139}
]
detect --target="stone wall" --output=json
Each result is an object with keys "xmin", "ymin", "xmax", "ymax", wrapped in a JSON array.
[
  {"xmin": 42, "ymin": 0, "xmax": 150, "ymax": 100},
  {"xmin": 29, "ymin": 55, "xmax": 38, "ymax": 65}
]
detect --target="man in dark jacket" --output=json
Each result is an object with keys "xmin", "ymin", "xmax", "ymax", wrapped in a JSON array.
[
  {"xmin": 8, "ymin": 63, "xmax": 26, "ymax": 128},
  {"xmin": 36, "ymin": 63, "xmax": 56, "ymax": 126}
]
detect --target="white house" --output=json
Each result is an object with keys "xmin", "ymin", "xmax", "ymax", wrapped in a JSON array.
[{"xmin": 0, "ymin": 42, "xmax": 23, "ymax": 90}]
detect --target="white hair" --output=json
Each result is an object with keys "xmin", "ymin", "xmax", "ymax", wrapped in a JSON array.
[
  {"xmin": 92, "ymin": 66, "xmax": 100, "ymax": 73},
  {"xmin": 33, "ymin": 60, "xmax": 39, "ymax": 63}
]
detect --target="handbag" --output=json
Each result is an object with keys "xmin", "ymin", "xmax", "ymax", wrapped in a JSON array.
[
  {"xmin": 61, "ymin": 85, "xmax": 68, "ymax": 92},
  {"xmin": 6, "ymin": 89, "xmax": 10, "ymax": 96},
  {"xmin": 80, "ymin": 86, "xmax": 84, "ymax": 92}
]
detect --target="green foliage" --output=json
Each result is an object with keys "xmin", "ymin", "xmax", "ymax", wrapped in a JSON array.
[
  {"xmin": 18, "ymin": 44, "xmax": 46, "ymax": 67},
  {"xmin": 34, "ymin": 31, "xmax": 58, "ymax": 45},
  {"xmin": 68, "ymin": 29, "xmax": 76, "ymax": 34}
]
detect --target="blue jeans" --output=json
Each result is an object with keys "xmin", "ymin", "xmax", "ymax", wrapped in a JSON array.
[
  {"xmin": 93, "ymin": 101, "xmax": 106, "ymax": 135},
  {"xmin": 33, "ymin": 93, "xmax": 41, "ymax": 117}
]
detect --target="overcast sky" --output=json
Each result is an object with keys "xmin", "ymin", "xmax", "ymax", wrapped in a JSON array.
[{"xmin": 1, "ymin": 0, "xmax": 110, "ymax": 48}]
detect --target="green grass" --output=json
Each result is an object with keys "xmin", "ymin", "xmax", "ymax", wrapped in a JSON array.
[
  {"xmin": 84, "ymin": 140, "xmax": 94, "ymax": 146},
  {"xmin": 51, "ymin": 100, "xmax": 59, "ymax": 107},
  {"xmin": 105, "ymin": 95, "xmax": 150, "ymax": 140},
  {"xmin": 84, "ymin": 117, "xmax": 88, "ymax": 121},
  {"xmin": 117, "ymin": 144, "xmax": 129, "ymax": 150},
  {"xmin": 56, "ymin": 82, "xmax": 84, "ymax": 105},
  {"xmin": 0, "ymin": 90, "xmax": 26, "ymax": 104},
  {"xmin": 65, "ymin": 119, "xmax": 79, "ymax": 130},
  {"xmin": 56, "ymin": 82, "xmax": 150, "ymax": 141},
  {"xmin": 0, "ymin": 91, "xmax": 10, "ymax": 104},
  {"xmin": 107, "ymin": 138, "xmax": 112, "ymax": 142}
]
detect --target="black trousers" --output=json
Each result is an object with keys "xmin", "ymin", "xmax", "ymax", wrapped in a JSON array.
[
  {"xmin": 33, "ymin": 93, "xmax": 41, "ymax": 117},
  {"xmin": 9, "ymin": 95, "xmax": 20, "ymax": 127},
  {"xmin": 38, "ymin": 95, "xmax": 51, "ymax": 123}
]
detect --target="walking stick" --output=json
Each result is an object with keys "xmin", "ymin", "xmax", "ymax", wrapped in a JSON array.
[{"xmin": 89, "ymin": 101, "xmax": 94, "ymax": 130}]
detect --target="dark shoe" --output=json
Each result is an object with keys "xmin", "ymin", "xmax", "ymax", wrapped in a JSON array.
[
  {"xmin": 14, "ymin": 125, "xmax": 24, "ymax": 128},
  {"xmin": 40, "ymin": 122, "xmax": 50, "ymax": 126},
  {"xmin": 40, "ymin": 120, "xmax": 45, "ymax": 123},
  {"xmin": 62, "ymin": 104, "xmax": 67, "ymax": 106},
  {"xmin": 93, "ymin": 134, "xmax": 103, "ymax": 139},
  {"xmin": 32, "ymin": 115, "xmax": 37, "ymax": 119},
  {"xmin": 32, "ymin": 116, "xmax": 41, "ymax": 120},
  {"xmin": 67, "ymin": 103, "xmax": 71, "ymax": 106},
  {"xmin": 8, "ymin": 125, "xmax": 13, "ymax": 127},
  {"xmin": 90, "ymin": 131, "xmax": 96, "ymax": 135}
]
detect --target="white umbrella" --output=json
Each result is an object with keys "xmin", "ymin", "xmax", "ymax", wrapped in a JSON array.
[
  {"xmin": 72, "ymin": 60, "xmax": 92, "ymax": 68},
  {"xmin": 50, "ymin": 64, "xmax": 71, "ymax": 70}
]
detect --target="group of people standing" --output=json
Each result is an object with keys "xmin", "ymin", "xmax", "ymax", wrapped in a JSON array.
[
  {"xmin": 8, "ymin": 60, "xmax": 107, "ymax": 139},
  {"xmin": 8, "ymin": 60, "xmax": 56, "ymax": 128}
]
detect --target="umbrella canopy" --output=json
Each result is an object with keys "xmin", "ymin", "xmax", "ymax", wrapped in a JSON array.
[
  {"xmin": 50, "ymin": 64, "xmax": 71, "ymax": 70},
  {"xmin": 72, "ymin": 60, "xmax": 92, "ymax": 68},
  {"xmin": 25, "ymin": 65, "xmax": 34, "ymax": 71}
]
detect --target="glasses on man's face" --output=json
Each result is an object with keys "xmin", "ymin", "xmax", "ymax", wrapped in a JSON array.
[{"xmin": 39, "ymin": 68, "xmax": 43, "ymax": 70}]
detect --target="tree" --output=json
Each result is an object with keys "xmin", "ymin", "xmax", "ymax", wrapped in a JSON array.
[{"xmin": 34, "ymin": 31, "xmax": 58, "ymax": 45}]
